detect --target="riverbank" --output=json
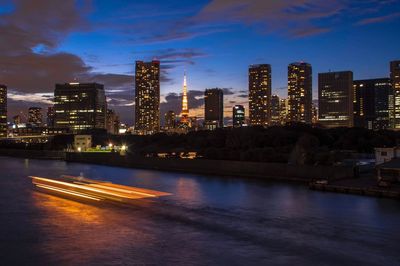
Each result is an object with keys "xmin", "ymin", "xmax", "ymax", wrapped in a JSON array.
[
  {"xmin": 0, "ymin": 148, "xmax": 65, "ymax": 160},
  {"xmin": 310, "ymin": 174, "xmax": 400, "ymax": 199},
  {"xmin": 64, "ymin": 152, "xmax": 355, "ymax": 183},
  {"xmin": 3, "ymin": 148, "xmax": 398, "ymax": 200}
]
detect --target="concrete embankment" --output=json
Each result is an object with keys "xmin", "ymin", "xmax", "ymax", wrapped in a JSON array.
[
  {"xmin": 65, "ymin": 152, "xmax": 355, "ymax": 183},
  {"xmin": 0, "ymin": 149, "xmax": 66, "ymax": 160},
  {"xmin": 309, "ymin": 183, "xmax": 400, "ymax": 199}
]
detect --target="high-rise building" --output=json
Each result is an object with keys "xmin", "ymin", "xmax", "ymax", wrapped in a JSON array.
[
  {"xmin": 106, "ymin": 109, "xmax": 120, "ymax": 134},
  {"xmin": 233, "ymin": 105, "xmax": 245, "ymax": 127},
  {"xmin": 47, "ymin": 106, "xmax": 55, "ymax": 128},
  {"xmin": 288, "ymin": 62, "xmax": 312, "ymax": 123},
  {"xmin": 28, "ymin": 107, "xmax": 42, "ymax": 126},
  {"xmin": 204, "ymin": 88, "xmax": 224, "ymax": 130},
  {"xmin": 390, "ymin": 60, "xmax": 400, "ymax": 129},
  {"xmin": 54, "ymin": 83, "xmax": 107, "ymax": 132},
  {"xmin": 13, "ymin": 115, "xmax": 21, "ymax": 125},
  {"xmin": 279, "ymin": 98, "xmax": 289, "ymax": 124},
  {"xmin": 271, "ymin": 95, "xmax": 281, "ymax": 125},
  {"xmin": 249, "ymin": 64, "xmax": 271, "ymax": 126},
  {"xmin": 354, "ymin": 78, "xmax": 392, "ymax": 130},
  {"xmin": 0, "ymin": 84, "xmax": 6, "ymax": 138},
  {"xmin": 164, "ymin": 110, "xmax": 176, "ymax": 130},
  {"xmin": 318, "ymin": 71, "xmax": 354, "ymax": 128},
  {"xmin": 134, "ymin": 60, "xmax": 160, "ymax": 135},
  {"xmin": 180, "ymin": 72, "xmax": 189, "ymax": 125},
  {"xmin": 312, "ymin": 101, "xmax": 318, "ymax": 124}
]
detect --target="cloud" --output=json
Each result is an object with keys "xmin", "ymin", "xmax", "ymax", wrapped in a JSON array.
[
  {"xmin": 0, "ymin": 0, "xmax": 134, "ymax": 108},
  {"xmin": 356, "ymin": 12, "xmax": 400, "ymax": 26},
  {"xmin": 196, "ymin": 0, "xmax": 400, "ymax": 37}
]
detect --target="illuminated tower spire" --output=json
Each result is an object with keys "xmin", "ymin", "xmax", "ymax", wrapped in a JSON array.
[{"xmin": 181, "ymin": 71, "xmax": 189, "ymax": 124}]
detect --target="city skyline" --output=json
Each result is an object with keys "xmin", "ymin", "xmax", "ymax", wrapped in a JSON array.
[{"xmin": 0, "ymin": 1, "xmax": 400, "ymax": 124}]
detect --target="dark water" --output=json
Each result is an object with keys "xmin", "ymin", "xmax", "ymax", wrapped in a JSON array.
[{"xmin": 0, "ymin": 157, "xmax": 399, "ymax": 266}]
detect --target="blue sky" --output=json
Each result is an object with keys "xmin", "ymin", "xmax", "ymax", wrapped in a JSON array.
[{"xmin": 1, "ymin": 0, "xmax": 400, "ymax": 124}]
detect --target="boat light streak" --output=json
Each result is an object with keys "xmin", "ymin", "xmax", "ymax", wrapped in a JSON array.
[
  {"xmin": 35, "ymin": 184, "xmax": 101, "ymax": 201},
  {"xmin": 87, "ymin": 183, "xmax": 157, "ymax": 197}
]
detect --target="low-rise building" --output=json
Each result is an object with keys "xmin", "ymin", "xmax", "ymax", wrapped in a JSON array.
[
  {"xmin": 375, "ymin": 147, "xmax": 400, "ymax": 165},
  {"xmin": 74, "ymin": 135, "xmax": 92, "ymax": 151}
]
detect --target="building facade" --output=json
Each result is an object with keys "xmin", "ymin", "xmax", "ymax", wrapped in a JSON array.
[
  {"xmin": 28, "ymin": 107, "xmax": 43, "ymax": 126},
  {"xmin": 390, "ymin": 60, "xmax": 400, "ymax": 129},
  {"xmin": 47, "ymin": 106, "xmax": 55, "ymax": 128},
  {"xmin": 288, "ymin": 62, "xmax": 312, "ymax": 123},
  {"xmin": 164, "ymin": 110, "xmax": 176, "ymax": 130},
  {"xmin": 271, "ymin": 95, "xmax": 281, "ymax": 125},
  {"xmin": 232, "ymin": 105, "xmax": 245, "ymax": 127},
  {"xmin": 0, "ymin": 84, "xmax": 6, "ymax": 138},
  {"xmin": 353, "ymin": 78, "xmax": 392, "ymax": 130},
  {"xmin": 204, "ymin": 88, "xmax": 224, "ymax": 130},
  {"xmin": 318, "ymin": 71, "xmax": 354, "ymax": 128},
  {"xmin": 54, "ymin": 83, "xmax": 107, "ymax": 132},
  {"xmin": 106, "ymin": 109, "xmax": 120, "ymax": 134},
  {"xmin": 249, "ymin": 64, "xmax": 271, "ymax": 126},
  {"xmin": 134, "ymin": 60, "xmax": 160, "ymax": 135}
]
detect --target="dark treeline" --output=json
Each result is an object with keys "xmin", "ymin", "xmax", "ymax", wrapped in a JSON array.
[
  {"xmin": 1, "ymin": 124, "xmax": 400, "ymax": 165},
  {"xmin": 100, "ymin": 124, "xmax": 400, "ymax": 165}
]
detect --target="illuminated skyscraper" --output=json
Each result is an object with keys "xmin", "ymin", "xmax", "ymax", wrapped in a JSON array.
[
  {"xmin": 54, "ymin": 83, "xmax": 107, "ymax": 132},
  {"xmin": 204, "ymin": 88, "xmax": 224, "ymax": 130},
  {"xmin": 28, "ymin": 107, "xmax": 43, "ymax": 126},
  {"xmin": 353, "ymin": 78, "xmax": 392, "ymax": 130},
  {"xmin": 180, "ymin": 72, "xmax": 189, "ymax": 125},
  {"xmin": 271, "ymin": 95, "xmax": 281, "ymax": 125},
  {"xmin": 233, "ymin": 105, "xmax": 245, "ymax": 127},
  {"xmin": 135, "ymin": 60, "xmax": 160, "ymax": 135},
  {"xmin": 318, "ymin": 71, "xmax": 353, "ymax": 128},
  {"xmin": 279, "ymin": 98, "xmax": 289, "ymax": 124},
  {"xmin": 390, "ymin": 60, "xmax": 400, "ymax": 129},
  {"xmin": 0, "ymin": 84, "xmax": 6, "ymax": 138},
  {"xmin": 288, "ymin": 62, "xmax": 312, "ymax": 123},
  {"xmin": 249, "ymin": 64, "xmax": 271, "ymax": 126},
  {"xmin": 165, "ymin": 110, "xmax": 176, "ymax": 130}
]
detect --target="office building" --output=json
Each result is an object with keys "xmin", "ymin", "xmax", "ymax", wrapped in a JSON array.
[
  {"xmin": 54, "ymin": 83, "xmax": 107, "ymax": 132},
  {"xmin": 164, "ymin": 111, "xmax": 176, "ymax": 130},
  {"xmin": 233, "ymin": 105, "xmax": 245, "ymax": 127},
  {"xmin": 13, "ymin": 115, "xmax": 21, "ymax": 125},
  {"xmin": 106, "ymin": 109, "xmax": 120, "ymax": 134},
  {"xmin": 134, "ymin": 60, "xmax": 160, "ymax": 135},
  {"xmin": 249, "ymin": 64, "xmax": 271, "ymax": 126},
  {"xmin": 271, "ymin": 95, "xmax": 281, "ymax": 125},
  {"xmin": 288, "ymin": 62, "xmax": 312, "ymax": 123},
  {"xmin": 279, "ymin": 98, "xmax": 289, "ymax": 125},
  {"xmin": 391, "ymin": 60, "xmax": 400, "ymax": 129},
  {"xmin": 318, "ymin": 71, "xmax": 354, "ymax": 128},
  {"xmin": 354, "ymin": 78, "xmax": 392, "ymax": 130},
  {"xmin": 47, "ymin": 106, "xmax": 55, "ymax": 128},
  {"xmin": 0, "ymin": 84, "xmax": 6, "ymax": 138},
  {"xmin": 204, "ymin": 88, "xmax": 224, "ymax": 130},
  {"xmin": 28, "ymin": 107, "xmax": 42, "ymax": 126}
]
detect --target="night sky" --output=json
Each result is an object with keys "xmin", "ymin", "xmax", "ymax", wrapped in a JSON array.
[{"xmin": 1, "ymin": 0, "xmax": 400, "ymax": 124}]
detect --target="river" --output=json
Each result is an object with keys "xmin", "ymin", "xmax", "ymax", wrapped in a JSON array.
[{"xmin": 0, "ymin": 156, "xmax": 399, "ymax": 265}]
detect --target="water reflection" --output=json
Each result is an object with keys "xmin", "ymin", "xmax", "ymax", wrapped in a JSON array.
[
  {"xmin": 31, "ymin": 191, "xmax": 161, "ymax": 265},
  {"xmin": 1, "ymin": 156, "xmax": 400, "ymax": 265}
]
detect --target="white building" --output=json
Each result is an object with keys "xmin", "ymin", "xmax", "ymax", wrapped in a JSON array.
[
  {"xmin": 74, "ymin": 135, "xmax": 92, "ymax": 152},
  {"xmin": 375, "ymin": 147, "xmax": 400, "ymax": 165}
]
